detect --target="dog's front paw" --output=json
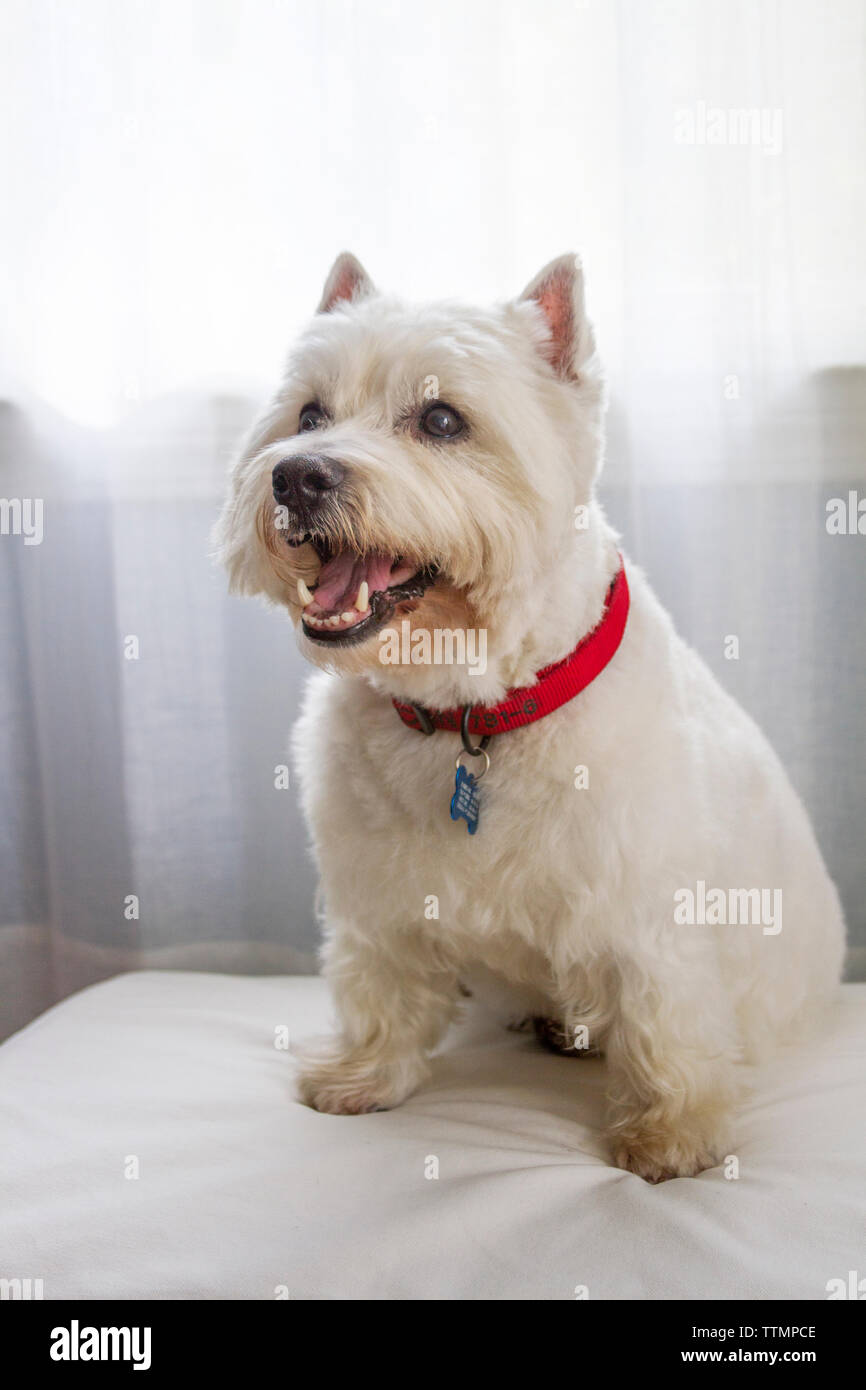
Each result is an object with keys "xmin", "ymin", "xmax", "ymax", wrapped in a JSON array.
[
  {"xmin": 295, "ymin": 1047, "xmax": 425, "ymax": 1116},
  {"xmin": 611, "ymin": 1127, "xmax": 722, "ymax": 1183}
]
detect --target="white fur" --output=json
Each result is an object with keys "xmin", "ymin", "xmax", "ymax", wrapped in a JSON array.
[{"xmin": 215, "ymin": 253, "xmax": 845, "ymax": 1181}]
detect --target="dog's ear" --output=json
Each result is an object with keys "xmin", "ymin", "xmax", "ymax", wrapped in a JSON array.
[
  {"xmin": 518, "ymin": 254, "xmax": 595, "ymax": 380},
  {"xmin": 317, "ymin": 252, "xmax": 375, "ymax": 313}
]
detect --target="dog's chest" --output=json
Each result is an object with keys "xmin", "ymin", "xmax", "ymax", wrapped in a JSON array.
[{"xmin": 329, "ymin": 696, "xmax": 604, "ymax": 955}]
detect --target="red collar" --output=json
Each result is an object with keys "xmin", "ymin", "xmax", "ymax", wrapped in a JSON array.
[{"xmin": 393, "ymin": 558, "xmax": 629, "ymax": 738}]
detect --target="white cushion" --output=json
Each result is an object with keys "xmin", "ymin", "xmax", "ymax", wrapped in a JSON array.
[{"xmin": 1, "ymin": 971, "xmax": 864, "ymax": 1300}]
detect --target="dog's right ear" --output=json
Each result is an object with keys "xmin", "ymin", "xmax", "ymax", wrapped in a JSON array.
[
  {"xmin": 517, "ymin": 253, "xmax": 596, "ymax": 381},
  {"xmin": 317, "ymin": 252, "xmax": 375, "ymax": 313}
]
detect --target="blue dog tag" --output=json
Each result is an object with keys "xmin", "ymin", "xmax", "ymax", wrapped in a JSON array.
[{"xmin": 450, "ymin": 764, "xmax": 481, "ymax": 834}]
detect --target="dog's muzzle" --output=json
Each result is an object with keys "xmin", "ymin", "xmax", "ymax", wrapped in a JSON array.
[{"xmin": 271, "ymin": 453, "xmax": 346, "ymax": 528}]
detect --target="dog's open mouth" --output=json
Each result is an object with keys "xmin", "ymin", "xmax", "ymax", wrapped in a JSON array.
[{"xmin": 289, "ymin": 533, "xmax": 437, "ymax": 646}]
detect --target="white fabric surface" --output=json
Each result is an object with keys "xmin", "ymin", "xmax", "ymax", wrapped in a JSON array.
[{"xmin": 1, "ymin": 970, "xmax": 865, "ymax": 1301}]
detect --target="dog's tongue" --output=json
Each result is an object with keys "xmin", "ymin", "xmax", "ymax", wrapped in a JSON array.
[{"xmin": 313, "ymin": 551, "xmax": 397, "ymax": 613}]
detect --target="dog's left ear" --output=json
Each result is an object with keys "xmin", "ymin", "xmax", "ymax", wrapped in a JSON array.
[
  {"xmin": 518, "ymin": 254, "xmax": 595, "ymax": 380},
  {"xmin": 317, "ymin": 252, "xmax": 375, "ymax": 313}
]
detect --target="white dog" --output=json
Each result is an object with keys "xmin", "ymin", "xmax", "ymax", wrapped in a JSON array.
[{"xmin": 215, "ymin": 252, "xmax": 845, "ymax": 1181}]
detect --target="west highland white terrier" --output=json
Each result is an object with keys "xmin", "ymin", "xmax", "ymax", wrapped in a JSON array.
[{"xmin": 215, "ymin": 252, "xmax": 845, "ymax": 1181}]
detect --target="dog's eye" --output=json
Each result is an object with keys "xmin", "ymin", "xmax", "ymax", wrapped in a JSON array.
[
  {"xmin": 298, "ymin": 404, "xmax": 326, "ymax": 432},
  {"xmin": 420, "ymin": 403, "xmax": 465, "ymax": 439}
]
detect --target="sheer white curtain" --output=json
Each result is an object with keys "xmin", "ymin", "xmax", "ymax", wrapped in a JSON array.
[{"xmin": 1, "ymin": 0, "xmax": 864, "ymax": 1037}]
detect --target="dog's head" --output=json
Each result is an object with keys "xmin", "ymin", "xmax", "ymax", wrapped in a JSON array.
[{"xmin": 214, "ymin": 253, "xmax": 611, "ymax": 704}]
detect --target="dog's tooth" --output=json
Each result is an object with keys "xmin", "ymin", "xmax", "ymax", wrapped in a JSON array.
[
  {"xmin": 355, "ymin": 580, "xmax": 369, "ymax": 612},
  {"xmin": 326, "ymin": 615, "xmax": 341, "ymax": 627},
  {"xmin": 297, "ymin": 578, "xmax": 314, "ymax": 607},
  {"xmin": 340, "ymin": 611, "xmax": 355, "ymax": 623}
]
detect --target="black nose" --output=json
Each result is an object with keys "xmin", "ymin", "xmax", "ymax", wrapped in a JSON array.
[{"xmin": 272, "ymin": 455, "xmax": 346, "ymax": 510}]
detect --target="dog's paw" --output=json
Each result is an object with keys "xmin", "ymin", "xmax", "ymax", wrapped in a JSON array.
[
  {"xmin": 294, "ymin": 1048, "xmax": 425, "ymax": 1116},
  {"xmin": 611, "ymin": 1129, "xmax": 721, "ymax": 1183},
  {"xmin": 295, "ymin": 1062, "xmax": 389, "ymax": 1114}
]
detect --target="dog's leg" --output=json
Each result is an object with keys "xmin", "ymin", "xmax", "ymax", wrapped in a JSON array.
[
  {"xmin": 605, "ymin": 955, "xmax": 741, "ymax": 1182},
  {"xmin": 295, "ymin": 928, "xmax": 459, "ymax": 1115}
]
